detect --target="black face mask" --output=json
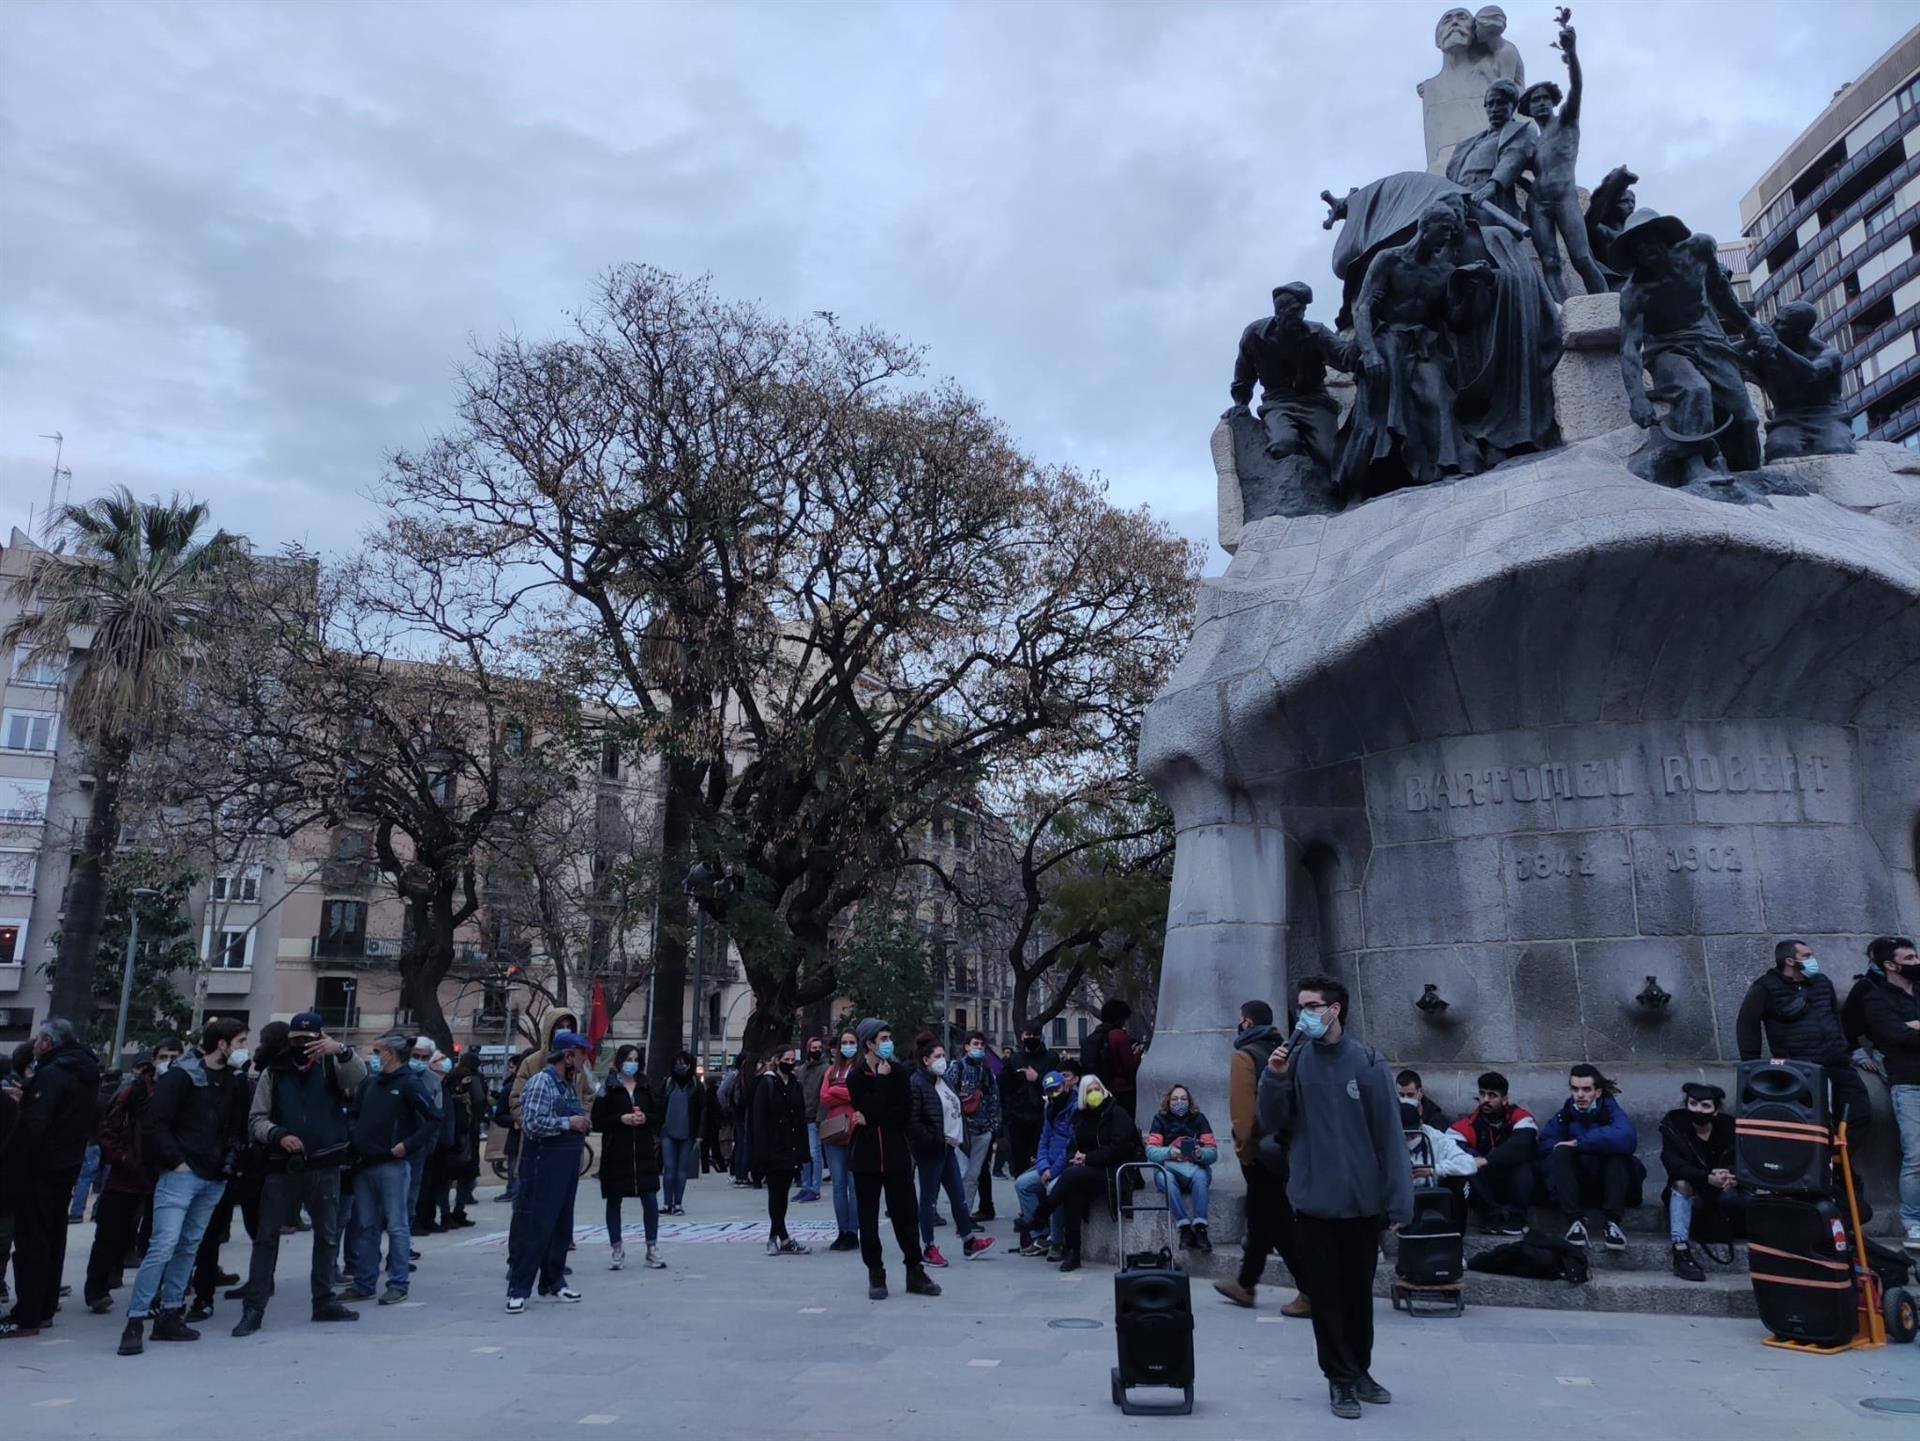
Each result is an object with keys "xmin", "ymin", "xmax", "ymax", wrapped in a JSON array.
[
  {"xmin": 779, "ymin": 1060, "xmax": 796, "ymax": 1074},
  {"xmin": 1022, "ymin": 1039, "xmax": 1042, "ymax": 1054},
  {"xmin": 673, "ymin": 1063, "xmax": 689, "ymax": 1076}
]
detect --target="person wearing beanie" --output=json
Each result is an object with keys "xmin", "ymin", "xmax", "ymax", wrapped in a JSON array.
[
  {"xmin": 505, "ymin": 1030, "xmax": 593, "ymax": 1313},
  {"xmin": 846, "ymin": 1020, "xmax": 941, "ymax": 1300}
]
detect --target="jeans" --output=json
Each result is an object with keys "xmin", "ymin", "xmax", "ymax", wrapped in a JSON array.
[
  {"xmin": 350, "ymin": 1159, "xmax": 413, "ymax": 1296},
  {"xmin": 802, "ymin": 1122, "xmax": 822, "ymax": 1194},
  {"xmin": 127, "ymin": 1170, "xmax": 227, "ymax": 1320},
  {"xmin": 502, "ymin": 1127, "xmax": 521, "ymax": 1200},
  {"xmin": 1155, "ymin": 1164, "xmax": 1212, "ymax": 1226},
  {"xmin": 731, "ymin": 1116, "xmax": 754, "ymax": 1181},
  {"xmin": 1892, "ymin": 1084, "xmax": 1920, "ymax": 1233},
  {"xmin": 69, "ymin": 1143, "xmax": 104, "ymax": 1220},
  {"xmin": 959, "ymin": 1132, "xmax": 992, "ymax": 1212},
  {"xmin": 1293, "ymin": 1212, "xmax": 1382, "ymax": 1384},
  {"xmin": 825, "ymin": 1143, "xmax": 858, "ymax": 1235},
  {"xmin": 660, "ymin": 1135, "xmax": 694, "ymax": 1209},
  {"xmin": 605, "ymin": 1191, "xmax": 658, "ymax": 1249},
  {"xmin": 915, "ymin": 1148, "xmax": 977, "ymax": 1248},
  {"xmin": 406, "ymin": 1146, "xmax": 429, "ymax": 1216},
  {"xmin": 1667, "ymin": 1182, "xmax": 1746, "ymax": 1245},
  {"xmin": 244, "ymin": 1169, "xmax": 343, "ymax": 1313},
  {"xmin": 1013, "ymin": 1167, "xmax": 1063, "ymax": 1244},
  {"xmin": 507, "ymin": 1134, "xmax": 584, "ymax": 1299}
]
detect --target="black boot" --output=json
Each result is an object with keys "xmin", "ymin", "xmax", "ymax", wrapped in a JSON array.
[
  {"xmin": 231, "ymin": 1307, "xmax": 264, "ymax": 1337},
  {"xmin": 905, "ymin": 1266, "xmax": 942, "ymax": 1297},
  {"xmin": 1058, "ymin": 1248, "xmax": 1082, "ymax": 1273},
  {"xmin": 117, "ymin": 1319, "xmax": 144, "ymax": 1356},
  {"xmin": 150, "ymin": 1309, "xmax": 200, "ymax": 1342},
  {"xmin": 867, "ymin": 1267, "xmax": 888, "ymax": 1300},
  {"xmin": 312, "ymin": 1297, "xmax": 359, "ymax": 1322},
  {"xmin": 1671, "ymin": 1244, "xmax": 1705, "ymax": 1282}
]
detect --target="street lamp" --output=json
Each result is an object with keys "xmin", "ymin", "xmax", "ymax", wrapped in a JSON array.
[{"xmin": 112, "ymin": 887, "xmax": 162, "ymax": 1060}]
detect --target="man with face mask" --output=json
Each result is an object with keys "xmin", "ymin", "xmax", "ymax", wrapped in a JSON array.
[
  {"xmin": 658, "ymin": 1051, "xmax": 704, "ymax": 1214},
  {"xmin": 1737, "ymin": 939, "xmax": 1867, "ymax": 1134},
  {"xmin": 1000, "ymin": 1027, "xmax": 1058, "ymax": 1179},
  {"xmin": 1215, "ymin": 1000, "xmax": 1308, "ymax": 1316},
  {"xmin": 1448, "ymin": 1072, "xmax": 1537, "ymax": 1235},
  {"xmin": 339, "ymin": 1033, "xmax": 437, "ymax": 1309},
  {"xmin": 1857, "ymin": 938, "xmax": 1920, "ymax": 1249},
  {"xmin": 1659, "ymin": 1082, "xmax": 1740, "ymax": 1282},
  {"xmin": 797, "ymin": 1036, "xmax": 829, "ymax": 1204},
  {"xmin": 505, "ymin": 1030, "xmax": 593, "ymax": 1313},
  {"xmin": 1538, "ymin": 1064, "xmax": 1642, "ymax": 1252}
]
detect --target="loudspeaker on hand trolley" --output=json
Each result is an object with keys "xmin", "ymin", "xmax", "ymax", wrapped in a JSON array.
[
  {"xmin": 1735, "ymin": 1059, "xmax": 1830, "ymax": 1194},
  {"xmin": 1110, "ymin": 1161, "xmax": 1195, "ymax": 1416},
  {"xmin": 1392, "ymin": 1133, "xmax": 1466, "ymax": 1317}
]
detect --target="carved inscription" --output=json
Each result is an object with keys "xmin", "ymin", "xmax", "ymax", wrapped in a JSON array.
[
  {"xmin": 1514, "ymin": 847, "xmax": 1599, "ymax": 881},
  {"xmin": 1403, "ymin": 752, "xmax": 1829, "ymax": 811},
  {"xmin": 1664, "ymin": 843, "xmax": 1743, "ymax": 873}
]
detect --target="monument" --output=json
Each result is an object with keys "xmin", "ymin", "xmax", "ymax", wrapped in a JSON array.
[
  {"xmin": 1146, "ymin": 9, "xmax": 1920, "ymax": 1260},
  {"xmin": 1419, "ymin": 6, "xmax": 1527, "ymax": 173}
]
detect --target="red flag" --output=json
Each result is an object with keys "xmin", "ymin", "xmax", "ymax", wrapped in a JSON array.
[{"xmin": 586, "ymin": 980, "xmax": 611, "ymax": 1055}]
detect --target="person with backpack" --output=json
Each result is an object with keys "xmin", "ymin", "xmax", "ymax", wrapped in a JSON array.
[
  {"xmin": 1082, "ymin": 999, "xmax": 1142, "ymax": 1123},
  {"xmin": 232, "ymin": 1013, "xmax": 367, "ymax": 1336},
  {"xmin": 82, "ymin": 1051, "xmax": 160, "ymax": 1314},
  {"xmin": 1258, "ymin": 976, "xmax": 1411, "ymax": 1421},
  {"xmin": 947, "ymin": 1029, "xmax": 1000, "ymax": 1220},
  {"xmin": 1214, "ymin": 1000, "xmax": 1308, "ymax": 1316}
]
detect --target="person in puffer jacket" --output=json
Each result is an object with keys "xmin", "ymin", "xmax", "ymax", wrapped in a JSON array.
[
  {"xmin": 1014, "ymin": 1063, "xmax": 1079, "ymax": 1257},
  {"xmin": 1538, "ymin": 1064, "xmax": 1644, "ymax": 1253},
  {"xmin": 1145, "ymin": 1083, "xmax": 1218, "ymax": 1251}
]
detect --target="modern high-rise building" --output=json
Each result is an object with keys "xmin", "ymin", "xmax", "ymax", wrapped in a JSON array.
[{"xmin": 1741, "ymin": 24, "xmax": 1920, "ymax": 449}]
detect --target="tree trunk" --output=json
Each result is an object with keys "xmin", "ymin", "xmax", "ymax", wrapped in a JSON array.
[
  {"xmin": 643, "ymin": 748, "xmax": 699, "ymax": 1086},
  {"xmin": 49, "ymin": 757, "xmax": 124, "ymax": 1024},
  {"xmin": 400, "ymin": 890, "xmax": 456, "ymax": 1052}
]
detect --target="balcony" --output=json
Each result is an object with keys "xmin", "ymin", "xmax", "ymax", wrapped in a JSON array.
[
  {"xmin": 1755, "ymin": 153, "xmax": 1920, "ymax": 310},
  {"xmin": 312, "ymin": 1004, "xmax": 361, "ymax": 1031},
  {"xmin": 1749, "ymin": 102, "xmax": 1920, "ymax": 264},
  {"xmin": 310, "ymin": 935, "xmax": 404, "ymax": 968},
  {"xmin": 319, "ymin": 859, "xmax": 377, "ymax": 890}
]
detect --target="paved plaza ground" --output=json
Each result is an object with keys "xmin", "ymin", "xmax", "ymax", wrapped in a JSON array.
[{"xmin": 8, "ymin": 1174, "xmax": 1917, "ymax": 1438}]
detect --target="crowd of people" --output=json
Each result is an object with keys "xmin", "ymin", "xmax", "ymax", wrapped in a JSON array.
[{"xmin": 0, "ymin": 934, "xmax": 1915, "ymax": 1421}]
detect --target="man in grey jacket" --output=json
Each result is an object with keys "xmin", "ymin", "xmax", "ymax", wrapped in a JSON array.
[{"xmin": 1258, "ymin": 975, "xmax": 1412, "ymax": 1421}]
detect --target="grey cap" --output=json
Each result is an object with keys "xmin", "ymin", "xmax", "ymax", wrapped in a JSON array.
[
  {"xmin": 375, "ymin": 1032, "xmax": 412, "ymax": 1054},
  {"xmin": 855, "ymin": 1017, "xmax": 888, "ymax": 1048}
]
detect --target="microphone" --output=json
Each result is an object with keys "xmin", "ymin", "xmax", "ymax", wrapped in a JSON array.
[{"xmin": 1276, "ymin": 1015, "xmax": 1310, "ymax": 1067}]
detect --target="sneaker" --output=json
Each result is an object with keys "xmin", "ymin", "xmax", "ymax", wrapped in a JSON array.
[
  {"xmin": 541, "ymin": 1287, "xmax": 583, "ymax": 1303},
  {"xmin": 86, "ymin": 1295, "xmax": 113, "ymax": 1314},
  {"xmin": 1192, "ymin": 1223, "xmax": 1213, "ymax": 1253},
  {"xmin": 505, "ymin": 1296, "xmax": 527, "ymax": 1314},
  {"xmin": 868, "ymin": 1269, "xmax": 888, "ymax": 1300},
  {"xmin": 1212, "ymin": 1278, "xmax": 1256, "ymax": 1308},
  {"xmin": 1329, "ymin": 1382, "xmax": 1361, "ymax": 1420},
  {"xmin": 1018, "ymin": 1239, "xmax": 1048, "ymax": 1257},
  {"xmin": 150, "ymin": 1310, "xmax": 200, "ymax": 1342},
  {"xmin": 1045, "ymin": 1244, "xmax": 1063, "ymax": 1263},
  {"xmin": 644, "ymin": 1248, "xmax": 666, "ymax": 1270},
  {"xmin": 337, "ymin": 1290, "xmax": 376, "ymax": 1304},
  {"xmin": 905, "ymin": 1267, "xmax": 942, "ymax": 1297},
  {"xmin": 1355, "ymin": 1374, "xmax": 1392, "ymax": 1405},
  {"xmin": 311, "ymin": 1299, "xmax": 358, "ymax": 1322},
  {"xmin": 831, "ymin": 1233, "xmax": 860, "ymax": 1252},
  {"xmin": 1904, "ymin": 1227, "xmax": 1920, "ymax": 1254},
  {"xmin": 495, "ymin": 1192, "xmax": 516, "ymax": 1204},
  {"xmin": 970, "ymin": 1209, "xmax": 993, "ymax": 1223},
  {"xmin": 1, "ymin": 1319, "xmax": 43, "ymax": 1341},
  {"xmin": 1281, "ymin": 1294, "xmax": 1312, "ymax": 1318},
  {"xmin": 231, "ymin": 1307, "xmax": 264, "ymax": 1337},
  {"xmin": 1176, "ymin": 1226, "xmax": 1191, "ymax": 1249},
  {"xmin": 1671, "ymin": 1244, "xmax": 1705, "ymax": 1282},
  {"xmin": 185, "ymin": 1302, "xmax": 214, "ymax": 1323},
  {"xmin": 377, "ymin": 1289, "xmax": 408, "ymax": 1305},
  {"xmin": 962, "ymin": 1235, "xmax": 995, "ymax": 1260},
  {"xmin": 923, "ymin": 1244, "xmax": 950, "ymax": 1268},
  {"xmin": 766, "ymin": 1238, "xmax": 782, "ymax": 1257},
  {"xmin": 1564, "ymin": 1219, "xmax": 1588, "ymax": 1248},
  {"xmin": 1603, "ymin": 1221, "xmax": 1627, "ymax": 1252},
  {"xmin": 610, "ymin": 1246, "xmax": 625, "ymax": 1271},
  {"xmin": 777, "ymin": 1238, "xmax": 812, "ymax": 1255},
  {"xmin": 116, "ymin": 1319, "xmax": 142, "ymax": 1354}
]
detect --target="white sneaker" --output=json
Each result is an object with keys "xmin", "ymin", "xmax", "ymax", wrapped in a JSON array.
[
  {"xmin": 505, "ymin": 1296, "xmax": 526, "ymax": 1315},
  {"xmin": 609, "ymin": 1247, "xmax": 625, "ymax": 1271},
  {"xmin": 544, "ymin": 1287, "xmax": 583, "ymax": 1303},
  {"xmin": 644, "ymin": 1248, "xmax": 666, "ymax": 1270}
]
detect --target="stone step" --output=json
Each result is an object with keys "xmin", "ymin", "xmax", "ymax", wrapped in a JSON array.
[{"xmin": 1380, "ymin": 1226, "xmax": 1746, "ymax": 1273}]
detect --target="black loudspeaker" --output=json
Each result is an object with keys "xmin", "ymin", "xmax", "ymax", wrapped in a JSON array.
[
  {"xmin": 1747, "ymin": 1195, "xmax": 1858, "ymax": 1347},
  {"xmin": 1112, "ymin": 1256, "xmax": 1194, "ymax": 1416},
  {"xmin": 1397, "ymin": 1184, "xmax": 1465, "ymax": 1287},
  {"xmin": 1735, "ymin": 1059, "xmax": 1831, "ymax": 1195}
]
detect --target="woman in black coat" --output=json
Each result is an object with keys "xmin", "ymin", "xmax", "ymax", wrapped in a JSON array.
[
  {"xmin": 1032, "ymin": 1074, "xmax": 1141, "ymax": 1271},
  {"xmin": 592, "ymin": 1045, "xmax": 665, "ymax": 1271},
  {"xmin": 846, "ymin": 1019, "xmax": 940, "ymax": 1300},
  {"xmin": 750, "ymin": 1044, "xmax": 811, "ymax": 1255}
]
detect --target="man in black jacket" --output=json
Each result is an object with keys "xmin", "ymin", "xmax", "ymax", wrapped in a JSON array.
[
  {"xmin": 2, "ymin": 1018, "xmax": 100, "ymax": 1339},
  {"xmin": 232, "ymin": 1013, "xmax": 369, "ymax": 1335},
  {"xmin": 342, "ymin": 1033, "xmax": 438, "ymax": 1305},
  {"xmin": 1736, "ymin": 939, "xmax": 1868, "ymax": 1131},
  {"xmin": 1000, "ymin": 1028, "xmax": 1057, "ymax": 1178},
  {"xmin": 118, "ymin": 1018, "xmax": 248, "ymax": 1355},
  {"xmin": 1660, "ymin": 1082, "xmax": 1741, "ymax": 1282},
  {"xmin": 1858, "ymin": 943, "xmax": 1920, "ymax": 1249}
]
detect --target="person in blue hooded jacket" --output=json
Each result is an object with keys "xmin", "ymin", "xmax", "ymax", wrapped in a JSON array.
[
  {"xmin": 1012, "ymin": 1060, "xmax": 1079, "ymax": 1259},
  {"xmin": 1538, "ymin": 1063, "xmax": 1644, "ymax": 1252}
]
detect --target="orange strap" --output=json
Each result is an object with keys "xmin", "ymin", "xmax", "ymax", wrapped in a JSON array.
[
  {"xmin": 1749, "ymin": 1241, "xmax": 1849, "ymax": 1272},
  {"xmin": 1749, "ymin": 1269, "xmax": 1854, "ymax": 1290}
]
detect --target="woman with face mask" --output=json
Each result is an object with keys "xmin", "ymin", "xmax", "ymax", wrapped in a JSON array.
[
  {"xmin": 818, "ymin": 1029, "xmax": 863, "ymax": 1250},
  {"xmin": 749, "ymin": 1046, "xmax": 811, "ymax": 1256},
  {"xmin": 657, "ymin": 1051, "xmax": 704, "ymax": 1216},
  {"xmin": 590, "ymin": 1044, "xmax": 665, "ymax": 1271},
  {"xmin": 1146, "ymin": 1084, "xmax": 1218, "ymax": 1251},
  {"xmin": 1029, "ymin": 1074, "xmax": 1143, "ymax": 1272},
  {"xmin": 847, "ymin": 1019, "xmax": 942, "ymax": 1300},
  {"xmin": 907, "ymin": 1035, "xmax": 994, "ymax": 1268}
]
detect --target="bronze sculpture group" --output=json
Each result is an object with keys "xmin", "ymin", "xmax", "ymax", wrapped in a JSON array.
[{"xmin": 1226, "ymin": 9, "xmax": 1855, "ymax": 519}]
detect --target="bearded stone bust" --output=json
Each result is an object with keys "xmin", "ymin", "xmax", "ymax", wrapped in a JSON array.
[{"xmin": 1419, "ymin": 5, "xmax": 1526, "ymax": 172}]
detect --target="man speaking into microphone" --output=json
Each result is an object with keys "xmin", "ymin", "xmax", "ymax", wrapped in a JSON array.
[{"xmin": 1257, "ymin": 976, "xmax": 1412, "ymax": 1422}]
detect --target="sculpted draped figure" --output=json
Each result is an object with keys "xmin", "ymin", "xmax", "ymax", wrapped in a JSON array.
[{"xmin": 1418, "ymin": 6, "xmax": 1525, "ymax": 172}]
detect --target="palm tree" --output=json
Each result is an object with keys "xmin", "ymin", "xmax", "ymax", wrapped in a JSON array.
[{"xmin": 4, "ymin": 489, "xmax": 244, "ymax": 1024}]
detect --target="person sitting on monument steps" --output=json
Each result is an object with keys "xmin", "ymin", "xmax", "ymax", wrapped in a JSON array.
[
  {"xmin": 1517, "ymin": 19, "xmax": 1609, "ymax": 301},
  {"xmin": 1395, "ymin": 1070, "xmax": 1446, "ymax": 1129},
  {"xmin": 1400, "ymin": 1099, "xmax": 1476, "ymax": 1227},
  {"xmin": 1449, "ymin": 1071, "xmax": 1538, "ymax": 1236},
  {"xmin": 1613, "ymin": 207, "xmax": 1763, "ymax": 483},
  {"xmin": 1228, "ymin": 282, "xmax": 1357, "ymax": 474},
  {"xmin": 1660, "ymin": 1081, "xmax": 1742, "ymax": 1283},
  {"xmin": 1144, "ymin": 1083, "xmax": 1217, "ymax": 1252},
  {"xmin": 1258, "ymin": 977, "xmax": 1411, "ymax": 1421},
  {"xmin": 1538, "ymin": 1063, "xmax": 1642, "ymax": 1252},
  {"xmin": 1214, "ymin": 1000, "xmax": 1308, "ymax": 1317},
  {"xmin": 1026, "ymin": 1073, "xmax": 1139, "ymax": 1274},
  {"xmin": 1736, "ymin": 939, "xmax": 1870, "ymax": 1136}
]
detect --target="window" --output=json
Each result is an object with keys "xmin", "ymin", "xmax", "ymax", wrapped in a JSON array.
[
  {"xmin": 599, "ymin": 739, "xmax": 620, "ymax": 779},
  {"xmin": 503, "ymin": 721, "xmax": 528, "ymax": 758},
  {"xmin": 0, "ymin": 918, "xmax": 25, "ymax": 963},
  {"xmin": 1077, "ymin": 1016, "xmax": 1091, "ymax": 1044},
  {"xmin": 706, "ymin": 990, "xmax": 721, "ymax": 1038},
  {"xmin": 932, "ymin": 815, "xmax": 947, "ymax": 843},
  {"xmin": 0, "ymin": 776, "xmax": 49, "ymax": 822},
  {"xmin": 1865, "ymin": 201, "xmax": 1899, "ymax": 239},
  {"xmin": 318, "ymin": 899, "xmax": 367, "ymax": 958},
  {"xmin": 1, "ymin": 710, "xmax": 56, "ymax": 752},
  {"xmin": 0, "ymin": 850, "xmax": 36, "ymax": 894},
  {"xmin": 313, "ymin": 976, "xmax": 358, "ymax": 1031},
  {"xmin": 478, "ymin": 983, "xmax": 509, "ymax": 1026},
  {"xmin": 1863, "ymin": 330, "xmax": 1918, "ymax": 383},
  {"xmin": 10, "ymin": 646, "xmax": 58, "ymax": 686},
  {"xmin": 952, "ymin": 819, "xmax": 969, "ymax": 849},
  {"xmin": 953, "ymin": 1008, "xmax": 967, "ymax": 1031},
  {"xmin": 209, "ymin": 927, "xmax": 252, "ymax": 969},
  {"xmin": 1050, "ymin": 1017, "xmax": 1067, "ymax": 1046},
  {"xmin": 211, "ymin": 865, "xmax": 261, "ymax": 902}
]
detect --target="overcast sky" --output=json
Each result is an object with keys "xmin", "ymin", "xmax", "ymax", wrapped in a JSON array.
[{"xmin": 2, "ymin": 0, "xmax": 1911, "ymax": 566}]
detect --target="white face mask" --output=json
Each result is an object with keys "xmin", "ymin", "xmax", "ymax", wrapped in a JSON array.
[
  {"xmin": 228, "ymin": 1048, "xmax": 250, "ymax": 1070},
  {"xmin": 931, "ymin": 1057, "xmax": 949, "ymax": 1077},
  {"xmin": 155, "ymin": 1059, "xmax": 173, "ymax": 1076}
]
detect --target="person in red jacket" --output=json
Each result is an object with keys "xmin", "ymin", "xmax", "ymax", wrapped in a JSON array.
[
  {"xmin": 83, "ymin": 1054, "xmax": 161, "ymax": 1312},
  {"xmin": 1092, "ymin": 1000, "xmax": 1142, "ymax": 1123}
]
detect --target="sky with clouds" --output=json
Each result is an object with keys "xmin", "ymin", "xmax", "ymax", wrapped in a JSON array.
[{"xmin": 2, "ymin": 0, "xmax": 1912, "ymax": 567}]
